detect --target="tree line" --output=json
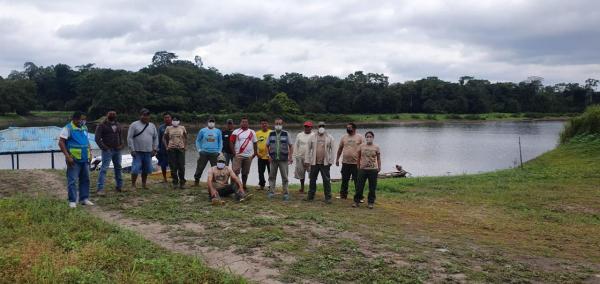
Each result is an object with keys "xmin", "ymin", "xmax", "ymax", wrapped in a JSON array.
[{"xmin": 1, "ymin": 51, "xmax": 598, "ymax": 119}]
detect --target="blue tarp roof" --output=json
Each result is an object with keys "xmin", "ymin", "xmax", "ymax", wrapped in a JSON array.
[{"xmin": 0, "ymin": 126, "xmax": 99, "ymax": 154}]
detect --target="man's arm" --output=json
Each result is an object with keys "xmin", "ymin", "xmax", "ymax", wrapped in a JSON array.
[
  {"xmin": 357, "ymin": 149, "xmax": 362, "ymax": 170},
  {"xmin": 58, "ymin": 138, "xmax": 74, "ymax": 166},
  {"xmin": 94, "ymin": 125, "xmax": 107, "ymax": 150},
  {"xmin": 252, "ymin": 142, "xmax": 258, "ymax": 159},
  {"xmin": 183, "ymin": 128, "xmax": 188, "ymax": 149},
  {"xmin": 336, "ymin": 138, "xmax": 344, "ymax": 166},
  {"xmin": 162, "ymin": 128, "xmax": 169, "ymax": 150},
  {"xmin": 152, "ymin": 125, "xmax": 159, "ymax": 152},
  {"xmin": 217, "ymin": 129, "xmax": 222, "ymax": 153},
  {"xmin": 196, "ymin": 129, "xmax": 203, "ymax": 152},
  {"xmin": 329, "ymin": 137, "xmax": 336, "ymax": 165},
  {"xmin": 376, "ymin": 150, "xmax": 381, "ymax": 172},
  {"xmin": 288, "ymin": 136, "xmax": 293, "ymax": 164},
  {"xmin": 127, "ymin": 124, "xmax": 135, "ymax": 153},
  {"xmin": 229, "ymin": 133, "xmax": 236, "ymax": 154}
]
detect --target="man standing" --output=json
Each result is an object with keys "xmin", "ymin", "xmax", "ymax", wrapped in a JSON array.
[
  {"xmin": 157, "ymin": 112, "xmax": 172, "ymax": 183},
  {"xmin": 221, "ymin": 119, "xmax": 235, "ymax": 166},
  {"xmin": 127, "ymin": 108, "xmax": 159, "ymax": 189},
  {"xmin": 194, "ymin": 117, "xmax": 222, "ymax": 186},
  {"xmin": 230, "ymin": 117, "xmax": 258, "ymax": 191},
  {"xmin": 255, "ymin": 118, "xmax": 271, "ymax": 190},
  {"xmin": 335, "ymin": 122, "xmax": 364, "ymax": 199},
  {"xmin": 58, "ymin": 111, "xmax": 94, "ymax": 208},
  {"xmin": 95, "ymin": 110, "xmax": 123, "ymax": 195},
  {"xmin": 293, "ymin": 121, "xmax": 313, "ymax": 193},
  {"xmin": 207, "ymin": 154, "xmax": 250, "ymax": 205},
  {"xmin": 163, "ymin": 116, "xmax": 187, "ymax": 189},
  {"xmin": 267, "ymin": 118, "xmax": 293, "ymax": 201},
  {"xmin": 304, "ymin": 122, "xmax": 335, "ymax": 204}
]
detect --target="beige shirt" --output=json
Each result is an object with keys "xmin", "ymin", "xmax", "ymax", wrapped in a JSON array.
[
  {"xmin": 359, "ymin": 144, "xmax": 380, "ymax": 170},
  {"xmin": 294, "ymin": 132, "xmax": 313, "ymax": 158},
  {"xmin": 165, "ymin": 126, "xmax": 187, "ymax": 149},
  {"xmin": 208, "ymin": 166, "xmax": 234, "ymax": 189},
  {"xmin": 339, "ymin": 134, "xmax": 364, "ymax": 164},
  {"xmin": 315, "ymin": 134, "xmax": 327, "ymax": 164},
  {"xmin": 305, "ymin": 133, "xmax": 335, "ymax": 166}
]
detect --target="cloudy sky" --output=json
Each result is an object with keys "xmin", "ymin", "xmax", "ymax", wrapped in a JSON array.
[{"xmin": 1, "ymin": 0, "xmax": 599, "ymax": 84}]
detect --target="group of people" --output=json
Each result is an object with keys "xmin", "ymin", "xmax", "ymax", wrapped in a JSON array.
[{"xmin": 58, "ymin": 109, "xmax": 382, "ymax": 209}]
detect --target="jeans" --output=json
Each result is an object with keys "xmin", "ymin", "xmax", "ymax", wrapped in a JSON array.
[
  {"xmin": 168, "ymin": 148, "xmax": 186, "ymax": 184},
  {"xmin": 131, "ymin": 152, "xmax": 153, "ymax": 175},
  {"xmin": 67, "ymin": 161, "xmax": 90, "ymax": 203},
  {"xmin": 195, "ymin": 152, "xmax": 218, "ymax": 181},
  {"xmin": 340, "ymin": 163, "xmax": 358, "ymax": 198},
  {"xmin": 258, "ymin": 158, "xmax": 270, "ymax": 187},
  {"xmin": 97, "ymin": 149, "xmax": 123, "ymax": 191},
  {"xmin": 211, "ymin": 183, "xmax": 244, "ymax": 201},
  {"xmin": 308, "ymin": 164, "xmax": 332, "ymax": 200},
  {"xmin": 268, "ymin": 160, "xmax": 289, "ymax": 195},
  {"xmin": 223, "ymin": 152, "xmax": 235, "ymax": 166},
  {"xmin": 355, "ymin": 169, "xmax": 378, "ymax": 204}
]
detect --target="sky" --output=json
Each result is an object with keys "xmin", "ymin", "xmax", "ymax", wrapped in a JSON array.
[{"xmin": 1, "ymin": 0, "xmax": 599, "ymax": 85}]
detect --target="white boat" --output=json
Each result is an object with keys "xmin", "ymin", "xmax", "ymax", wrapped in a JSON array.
[{"xmin": 90, "ymin": 154, "xmax": 160, "ymax": 173}]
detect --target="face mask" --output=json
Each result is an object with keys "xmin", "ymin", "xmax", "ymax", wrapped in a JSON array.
[
  {"xmin": 217, "ymin": 162, "xmax": 226, "ymax": 169},
  {"xmin": 318, "ymin": 127, "xmax": 325, "ymax": 134},
  {"xmin": 79, "ymin": 120, "xmax": 86, "ymax": 127},
  {"xmin": 346, "ymin": 128, "xmax": 353, "ymax": 134},
  {"xmin": 107, "ymin": 116, "xmax": 116, "ymax": 122},
  {"xmin": 172, "ymin": 120, "xmax": 180, "ymax": 127},
  {"xmin": 208, "ymin": 122, "xmax": 215, "ymax": 128},
  {"xmin": 275, "ymin": 125, "xmax": 282, "ymax": 131},
  {"xmin": 366, "ymin": 137, "xmax": 374, "ymax": 144}
]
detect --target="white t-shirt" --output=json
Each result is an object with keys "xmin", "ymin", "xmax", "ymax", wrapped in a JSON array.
[
  {"xmin": 59, "ymin": 127, "xmax": 71, "ymax": 139},
  {"xmin": 294, "ymin": 132, "xmax": 313, "ymax": 158},
  {"xmin": 232, "ymin": 128, "xmax": 257, "ymax": 157}
]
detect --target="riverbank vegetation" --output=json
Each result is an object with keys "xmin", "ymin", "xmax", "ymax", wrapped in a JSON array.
[{"xmin": 1, "ymin": 51, "xmax": 598, "ymax": 120}]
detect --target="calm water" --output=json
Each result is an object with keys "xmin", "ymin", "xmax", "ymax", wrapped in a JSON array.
[{"xmin": 0, "ymin": 121, "xmax": 564, "ymax": 185}]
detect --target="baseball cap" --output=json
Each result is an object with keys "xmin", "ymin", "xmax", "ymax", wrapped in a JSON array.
[
  {"xmin": 226, "ymin": 119, "xmax": 234, "ymax": 124},
  {"xmin": 303, "ymin": 121, "xmax": 313, "ymax": 127},
  {"xmin": 217, "ymin": 153, "xmax": 226, "ymax": 162},
  {"xmin": 140, "ymin": 108, "xmax": 150, "ymax": 115},
  {"xmin": 208, "ymin": 116, "xmax": 215, "ymax": 122},
  {"xmin": 318, "ymin": 121, "xmax": 326, "ymax": 127}
]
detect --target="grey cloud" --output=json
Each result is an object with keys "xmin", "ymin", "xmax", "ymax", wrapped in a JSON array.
[{"xmin": 57, "ymin": 16, "xmax": 139, "ymax": 39}]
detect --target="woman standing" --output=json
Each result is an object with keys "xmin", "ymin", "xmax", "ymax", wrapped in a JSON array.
[{"xmin": 354, "ymin": 131, "xmax": 381, "ymax": 209}]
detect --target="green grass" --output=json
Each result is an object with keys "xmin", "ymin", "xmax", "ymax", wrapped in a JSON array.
[
  {"xmin": 0, "ymin": 194, "xmax": 245, "ymax": 283},
  {"xmin": 81, "ymin": 137, "xmax": 600, "ymax": 283}
]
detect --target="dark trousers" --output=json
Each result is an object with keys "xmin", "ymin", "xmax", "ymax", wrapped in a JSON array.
[
  {"xmin": 340, "ymin": 163, "xmax": 358, "ymax": 198},
  {"xmin": 257, "ymin": 158, "xmax": 270, "ymax": 187},
  {"xmin": 210, "ymin": 184, "xmax": 243, "ymax": 201},
  {"xmin": 355, "ymin": 169, "xmax": 378, "ymax": 204},
  {"xmin": 168, "ymin": 148, "xmax": 186, "ymax": 184},
  {"xmin": 308, "ymin": 164, "xmax": 332, "ymax": 200},
  {"xmin": 195, "ymin": 152, "xmax": 218, "ymax": 181}
]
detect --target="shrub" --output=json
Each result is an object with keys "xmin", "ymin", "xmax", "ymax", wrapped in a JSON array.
[{"xmin": 559, "ymin": 105, "xmax": 600, "ymax": 144}]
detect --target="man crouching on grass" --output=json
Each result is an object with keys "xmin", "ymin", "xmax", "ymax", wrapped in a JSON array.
[{"xmin": 207, "ymin": 154, "xmax": 252, "ymax": 205}]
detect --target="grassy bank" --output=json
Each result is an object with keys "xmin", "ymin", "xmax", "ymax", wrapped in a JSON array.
[
  {"xmin": 0, "ymin": 174, "xmax": 245, "ymax": 283},
  {"xmin": 0, "ymin": 111, "xmax": 574, "ymax": 129},
  {"xmin": 80, "ymin": 135, "xmax": 600, "ymax": 283}
]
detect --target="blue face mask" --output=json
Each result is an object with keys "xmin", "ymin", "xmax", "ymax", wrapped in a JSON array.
[
  {"xmin": 217, "ymin": 162, "xmax": 226, "ymax": 169},
  {"xmin": 79, "ymin": 120, "xmax": 87, "ymax": 127}
]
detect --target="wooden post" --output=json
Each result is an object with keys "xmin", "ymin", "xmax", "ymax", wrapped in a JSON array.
[
  {"xmin": 518, "ymin": 136, "xmax": 523, "ymax": 169},
  {"xmin": 16, "ymin": 153, "xmax": 20, "ymax": 169},
  {"xmin": 51, "ymin": 151, "xmax": 55, "ymax": 169}
]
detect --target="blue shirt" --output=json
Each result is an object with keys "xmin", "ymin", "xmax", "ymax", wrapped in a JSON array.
[{"xmin": 196, "ymin": 127, "xmax": 222, "ymax": 154}]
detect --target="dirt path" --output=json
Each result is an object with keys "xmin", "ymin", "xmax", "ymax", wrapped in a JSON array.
[{"xmin": 33, "ymin": 170, "xmax": 283, "ymax": 284}]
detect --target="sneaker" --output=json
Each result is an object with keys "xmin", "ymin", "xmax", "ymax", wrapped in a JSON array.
[
  {"xmin": 81, "ymin": 199, "xmax": 94, "ymax": 206},
  {"xmin": 283, "ymin": 194, "xmax": 289, "ymax": 201},
  {"xmin": 360, "ymin": 199, "xmax": 365, "ymax": 203},
  {"xmin": 368, "ymin": 203, "xmax": 374, "ymax": 209},
  {"xmin": 352, "ymin": 202, "xmax": 359, "ymax": 208},
  {"xmin": 239, "ymin": 193, "xmax": 253, "ymax": 203},
  {"xmin": 96, "ymin": 190, "xmax": 106, "ymax": 196},
  {"xmin": 324, "ymin": 199, "xmax": 332, "ymax": 204},
  {"xmin": 302, "ymin": 197, "xmax": 314, "ymax": 202},
  {"xmin": 211, "ymin": 198, "xmax": 225, "ymax": 206},
  {"xmin": 69, "ymin": 202, "xmax": 77, "ymax": 208},
  {"xmin": 267, "ymin": 192, "xmax": 275, "ymax": 199}
]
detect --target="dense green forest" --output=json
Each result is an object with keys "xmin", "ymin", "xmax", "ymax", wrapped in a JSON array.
[{"xmin": 0, "ymin": 51, "xmax": 598, "ymax": 119}]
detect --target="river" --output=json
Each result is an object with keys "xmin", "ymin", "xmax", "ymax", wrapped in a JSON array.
[{"xmin": 0, "ymin": 121, "xmax": 564, "ymax": 185}]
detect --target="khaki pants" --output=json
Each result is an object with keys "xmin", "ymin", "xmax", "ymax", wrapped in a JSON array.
[
  {"xmin": 268, "ymin": 160, "xmax": 289, "ymax": 195},
  {"xmin": 233, "ymin": 155, "xmax": 252, "ymax": 176}
]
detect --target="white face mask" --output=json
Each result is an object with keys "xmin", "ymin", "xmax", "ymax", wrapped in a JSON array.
[
  {"xmin": 172, "ymin": 120, "xmax": 180, "ymax": 127},
  {"xmin": 366, "ymin": 137, "xmax": 374, "ymax": 144},
  {"xmin": 318, "ymin": 127, "xmax": 325, "ymax": 134},
  {"xmin": 217, "ymin": 162, "xmax": 226, "ymax": 169},
  {"xmin": 208, "ymin": 122, "xmax": 215, "ymax": 128},
  {"xmin": 275, "ymin": 125, "xmax": 283, "ymax": 131}
]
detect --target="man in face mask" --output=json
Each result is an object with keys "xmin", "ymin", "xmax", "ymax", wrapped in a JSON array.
[
  {"xmin": 303, "ymin": 122, "xmax": 335, "ymax": 204},
  {"xmin": 266, "ymin": 118, "xmax": 293, "ymax": 201},
  {"xmin": 195, "ymin": 117, "xmax": 223, "ymax": 186},
  {"xmin": 95, "ymin": 110, "xmax": 124, "ymax": 195},
  {"xmin": 206, "ymin": 154, "xmax": 250, "ymax": 205},
  {"xmin": 59, "ymin": 111, "xmax": 93, "ymax": 208},
  {"xmin": 255, "ymin": 119, "xmax": 271, "ymax": 190},
  {"xmin": 335, "ymin": 122, "xmax": 364, "ymax": 199},
  {"xmin": 163, "ymin": 116, "xmax": 188, "ymax": 189},
  {"xmin": 157, "ymin": 113, "xmax": 172, "ymax": 183},
  {"xmin": 293, "ymin": 121, "xmax": 313, "ymax": 193}
]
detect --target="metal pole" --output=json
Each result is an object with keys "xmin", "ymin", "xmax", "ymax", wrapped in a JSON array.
[
  {"xmin": 51, "ymin": 151, "xmax": 55, "ymax": 169},
  {"xmin": 16, "ymin": 153, "xmax": 20, "ymax": 169},
  {"xmin": 518, "ymin": 136, "xmax": 523, "ymax": 169},
  {"xmin": 11, "ymin": 154, "xmax": 14, "ymax": 170}
]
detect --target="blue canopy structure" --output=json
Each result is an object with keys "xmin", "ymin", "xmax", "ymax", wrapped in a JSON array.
[{"xmin": 0, "ymin": 126, "xmax": 99, "ymax": 169}]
